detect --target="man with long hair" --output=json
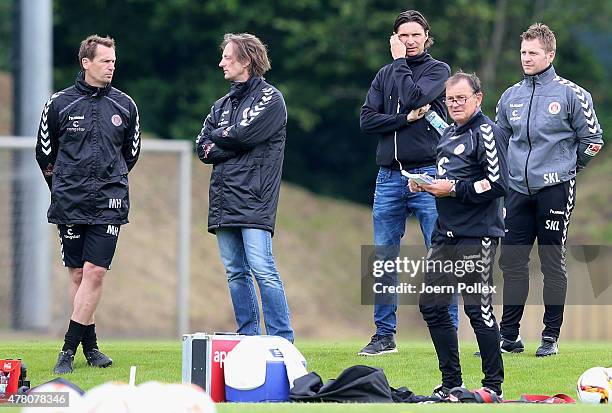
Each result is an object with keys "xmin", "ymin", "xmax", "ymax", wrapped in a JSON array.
[{"xmin": 196, "ymin": 33, "xmax": 294, "ymax": 342}]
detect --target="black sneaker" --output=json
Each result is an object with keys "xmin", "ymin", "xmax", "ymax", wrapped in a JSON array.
[
  {"xmin": 357, "ymin": 335, "xmax": 397, "ymax": 356},
  {"xmin": 535, "ymin": 336, "xmax": 558, "ymax": 357},
  {"xmin": 432, "ymin": 384, "xmax": 452, "ymax": 399},
  {"xmin": 474, "ymin": 336, "xmax": 524, "ymax": 357},
  {"xmin": 500, "ymin": 336, "xmax": 525, "ymax": 353},
  {"xmin": 53, "ymin": 349, "xmax": 74, "ymax": 374},
  {"xmin": 434, "ymin": 382, "xmax": 466, "ymax": 399},
  {"xmin": 85, "ymin": 349, "xmax": 113, "ymax": 368}
]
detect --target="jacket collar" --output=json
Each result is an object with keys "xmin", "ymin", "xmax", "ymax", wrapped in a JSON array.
[
  {"xmin": 452, "ymin": 109, "xmax": 484, "ymax": 135},
  {"xmin": 523, "ymin": 64, "xmax": 556, "ymax": 86},
  {"xmin": 75, "ymin": 71, "xmax": 111, "ymax": 96},
  {"xmin": 400, "ymin": 51, "xmax": 432, "ymax": 68},
  {"xmin": 228, "ymin": 76, "xmax": 263, "ymax": 102}
]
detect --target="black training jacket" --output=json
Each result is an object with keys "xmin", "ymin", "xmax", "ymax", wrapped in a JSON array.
[
  {"xmin": 434, "ymin": 110, "xmax": 508, "ymax": 238},
  {"xmin": 35, "ymin": 72, "xmax": 141, "ymax": 225},
  {"xmin": 196, "ymin": 76, "xmax": 287, "ymax": 235},
  {"xmin": 360, "ymin": 52, "xmax": 450, "ymax": 170}
]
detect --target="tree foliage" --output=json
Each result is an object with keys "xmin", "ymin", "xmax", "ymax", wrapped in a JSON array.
[
  {"xmin": 5, "ymin": 0, "xmax": 611, "ymax": 203},
  {"xmin": 0, "ymin": 1, "xmax": 13, "ymax": 71}
]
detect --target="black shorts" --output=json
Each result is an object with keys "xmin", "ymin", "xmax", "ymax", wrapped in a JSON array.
[{"xmin": 57, "ymin": 224, "xmax": 121, "ymax": 270}]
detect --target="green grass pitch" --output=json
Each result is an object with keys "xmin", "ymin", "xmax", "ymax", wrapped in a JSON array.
[{"xmin": 0, "ymin": 340, "xmax": 610, "ymax": 412}]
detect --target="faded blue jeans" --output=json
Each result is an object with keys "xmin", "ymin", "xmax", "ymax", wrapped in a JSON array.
[
  {"xmin": 373, "ymin": 166, "xmax": 459, "ymax": 336},
  {"xmin": 216, "ymin": 227, "xmax": 294, "ymax": 342}
]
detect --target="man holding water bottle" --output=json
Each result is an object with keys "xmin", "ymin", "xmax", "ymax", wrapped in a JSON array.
[{"xmin": 358, "ymin": 9, "xmax": 456, "ymax": 356}]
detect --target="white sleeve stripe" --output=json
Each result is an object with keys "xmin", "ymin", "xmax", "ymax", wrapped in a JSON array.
[
  {"xmin": 239, "ymin": 89, "xmax": 276, "ymax": 127},
  {"xmin": 38, "ymin": 92, "xmax": 64, "ymax": 155},
  {"xmin": 554, "ymin": 76, "xmax": 601, "ymax": 135},
  {"xmin": 121, "ymin": 93, "xmax": 141, "ymax": 156},
  {"xmin": 561, "ymin": 178, "xmax": 576, "ymax": 253},
  {"xmin": 480, "ymin": 124, "xmax": 500, "ymax": 182}
]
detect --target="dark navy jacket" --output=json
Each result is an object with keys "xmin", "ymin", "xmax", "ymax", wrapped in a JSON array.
[
  {"xmin": 196, "ymin": 76, "xmax": 286, "ymax": 235},
  {"xmin": 360, "ymin": 52, "xmax": 450, "ymax": 170},
  {"xmin": 435, "ymin": 110, "xmax": 508, "ymax": 238}
]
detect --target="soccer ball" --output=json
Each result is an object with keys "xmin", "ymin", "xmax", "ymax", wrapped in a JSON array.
[{"xmin": 577, "ymin": 367, "xmax": 612, "ymax": 404}]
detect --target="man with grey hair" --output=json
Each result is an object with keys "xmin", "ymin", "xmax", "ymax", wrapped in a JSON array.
[
  {"xmin": 412, "ymin": 71, "xmax": 507, "ymax": 398},
  {"xmin": 496, "ymin": 23, "xmax": 604, "ymax": 357},
  {"xmin": 196, "ymin": 33, "xmax": 294, "ymax": 342}
]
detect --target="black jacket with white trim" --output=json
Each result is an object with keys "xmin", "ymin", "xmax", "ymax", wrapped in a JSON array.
[
  {"xmin": 434, "ymin": 110, "xmax": 508, "ymax": 238},
  {"xmin": 35, "ymin": 72, "xmax": 140, "ymax": 225},
  {"xmin": 360, "ymin": 52, "xmax": 450, "ymax": 170},
  {"xmin": 196, "ymin": 76, "xmax": 287, "ymax": 235}
]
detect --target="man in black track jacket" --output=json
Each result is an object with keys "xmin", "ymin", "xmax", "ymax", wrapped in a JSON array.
[
  {"xmin": 358, "ymin": 9, "xmax": 457, "ymax": 356},
  {"xmin": 412, "ymin": 72, "xmax": 508, "ymax": 398},
  {"xmin": 35, "ymin": 35, "xmax": 140, "ymax": 374},
  {"xmin": 196, "ymin": 33, "xmax": 294, "ymax": 342}
]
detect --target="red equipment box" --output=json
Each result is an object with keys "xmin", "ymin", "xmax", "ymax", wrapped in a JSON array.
[
  {"xmin": 0, "ymin": 359, "xmax": 21, "ymax": 401},
  {"xmin": 181, "ymin": 333, "xmax": 244, "ymax": 402}
]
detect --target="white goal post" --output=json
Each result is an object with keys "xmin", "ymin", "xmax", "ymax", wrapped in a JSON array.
[{"xmin": 0, "ymin": 136, "xmax": 192, "ymax": 336}]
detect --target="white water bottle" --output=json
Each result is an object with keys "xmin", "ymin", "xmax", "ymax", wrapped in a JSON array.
[
  {"xmin": 425, "ymin": 110, "xmax": 448, "ymax": 136},
  {"xmin": 0, "ymin": 371, "xmax": 8, "ymax": 398}
]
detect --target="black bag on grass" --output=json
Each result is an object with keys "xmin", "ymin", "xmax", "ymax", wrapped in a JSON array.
[{"xmin": 290, "ymin": 365, "xmax": 394, "ymax": 403}]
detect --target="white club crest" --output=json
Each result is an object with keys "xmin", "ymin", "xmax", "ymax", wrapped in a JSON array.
[
  {"xmin": 548, "ymin": 101, "xmax": 561, "ymax": 115},
  {"xmin": 111, "ymin": 114, "xmax": 122, "ymax": 126}
]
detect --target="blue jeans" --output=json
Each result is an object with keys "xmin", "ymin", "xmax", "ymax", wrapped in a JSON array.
[
  {"xmin": 373, "ymin": 166, "xmax": 459, "ymax": 336},
  {"xmin": 216, "ymin": 228, "xmax": 294, "ymax": 342}
]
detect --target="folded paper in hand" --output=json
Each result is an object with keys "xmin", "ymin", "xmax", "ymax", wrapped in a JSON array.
[{"xmin": 400, "ymin": 171, "xmax": 435, "ymax": 186}]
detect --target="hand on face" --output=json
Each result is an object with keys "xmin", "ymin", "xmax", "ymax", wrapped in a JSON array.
[
  {"xmin": 389, "ymin": 34, "xmax": 407, "ymax": 60},
  {"xmin": 394, "ymin": 22, "xmax": 427, "ymax": 58}
]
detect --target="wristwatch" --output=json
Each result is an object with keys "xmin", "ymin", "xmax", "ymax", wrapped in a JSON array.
[{"xmin": 449, "ymin": 183, "xmax": 456, "ymax": 198}]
